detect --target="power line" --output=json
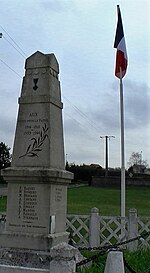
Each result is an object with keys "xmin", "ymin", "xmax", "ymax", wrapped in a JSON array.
[
  {"xmin": 0, "ymin": 58, "xmax": 22, "ymax": 78},
  {"xmin": 0, "ymin": 26, "xmax": 108, "ymax": 144},
  {"xmin": 64, "ymin": 111, "xmax": 99, "ymax": 140},
  {"xmin": 63, "ymin": 95, "xmax": 103, "ymax": 134},
  {"xmin": 0, "ymin": 25, "xmax": 27, "ymax": 57},
  {"xmin": 0, "ymin": 53, "xmax": 103, "ymax": 139},
  {"xmin": 0, "ymin": 27, "xmax": 25, "ymax": 79},
  {"xmin": 0, "ymin": 26, "xmax": 105, "ymax": 137},
  {"xmin": 3, "ymin": 35, "xmax": 26, "ymax": 58}
]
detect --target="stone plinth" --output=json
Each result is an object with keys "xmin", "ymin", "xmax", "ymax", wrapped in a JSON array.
[
  {"xmin": 1, "ymin": 51, "xmax": 73, "ymax": 252},
  {"xmin": 50, "ymin": 243, "xmax": 80, "ymax": 273},
  {"xmin": 4, "ymin": 168, "xmax": 70, "ymax": 235}
]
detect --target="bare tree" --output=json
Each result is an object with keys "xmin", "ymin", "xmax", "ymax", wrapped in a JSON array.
[{"xmin": 128, "ymin": 152, "xmax": 148, "ymax": 168}]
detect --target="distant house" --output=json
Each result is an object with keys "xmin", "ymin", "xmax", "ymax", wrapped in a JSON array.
[
  {"xmin": 90, "ymin": 164, "xmax": 101, "ymax": 168},
  {"xmin": 128, "ymin": 164, "xmax": 146, "ymax": 174}
]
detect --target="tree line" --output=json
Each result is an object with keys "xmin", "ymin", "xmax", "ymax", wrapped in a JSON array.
[{"xmin": 0, "ymin": 141, "xmax": 149, "ymax": 184}]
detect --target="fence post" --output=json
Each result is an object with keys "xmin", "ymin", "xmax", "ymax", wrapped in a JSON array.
[
  {"xmin": 128, "ymin": 208, "xmax": 138, "ymax": 251},
  {"xmin": 50, "ymin": 242, "xmax": 79, "ymax": 273},
  {"xmin": 104, "ymin": 251, "xmax": 125, "ymax": 273},
  {"xmin": 89, "ymin": 207, "xmax": 100, "ymax": 248}
]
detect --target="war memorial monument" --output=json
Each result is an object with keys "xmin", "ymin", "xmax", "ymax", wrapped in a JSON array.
[{"xmin": 0, "ymin": 51, "xmax": 73, "ymax": 270}]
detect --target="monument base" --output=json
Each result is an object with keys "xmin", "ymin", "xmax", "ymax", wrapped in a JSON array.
[
  {"xmin": 0, "ymin": 247, "xmax": 50, "ymax": 269},
  {"xmin": 0, "ymin": 265, "xmax": 49, "ymax": 273},
  {"xmin": 0, "ymin": 231, "xmax": 69, "ymax": 251}
]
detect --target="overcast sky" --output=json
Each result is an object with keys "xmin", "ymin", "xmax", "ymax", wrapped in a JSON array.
[{"xmin": 0, "ymin": 0, "xmax": 150, "ymax": 168}]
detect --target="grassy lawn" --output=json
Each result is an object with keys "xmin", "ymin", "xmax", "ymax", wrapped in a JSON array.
[
  {"xmin": 0, "ymin": 196, "xmax": 7, "ymax": 212},
  {"xmin": 79, "ymin": 250, "xmax": 150, "ymax": 273},
  {"xmin": 67, "ymin": 186, "xmax": 150, "ymax": 216},
  {"xmin": 0, "ymin": 186, "xmax": 150, "ymax": 217},
  {"xmin": 0, "ymin": 186, "xmax": 150, "ymax": 272}
]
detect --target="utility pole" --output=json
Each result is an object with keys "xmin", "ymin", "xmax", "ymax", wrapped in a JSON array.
[
  {"xmin": 66, "ymin": 153, "xmax": 68, "ymax": 162},
  {"xmin": 140, "ymin": 151, "xmax": 142, "ymax": 173},
  {"xmin": 100, "ymin": 135, "xmax": 115, "ymax": 177},
  {"xmin": 65, "ymin": 153, "xmax": 68, "ymax": 169}
]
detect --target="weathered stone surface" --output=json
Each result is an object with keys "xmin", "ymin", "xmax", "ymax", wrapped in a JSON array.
[
  {"xmin": 1, "ymin": 51, "xmax": 73, "ymax": 252},
  {"xmin": 50, "ymin": 242, "xmax": 77, "ymax": 259},
  {"xmin": 104, "ymin": 251, "xmax": 125, "ymax": 273},
  {"xmin": 4, "ymin": 169, "xmax": 71, "ymax": 235},
  {"xmin": 0, "ymin": 265, "xmax": 49, "ymax": 273},
  {"xmin": 50, "ymin": 243, "xmax": 79, "ymax": 273},
  {"xmin": 0, "ymin": 232, "xmax": 69, "ymax": 251},
  {"xmin": 11, "ymin": 51, "xmax": 64, "ymax": 169},
  {"xmin": 0, "ymin": 248, "xmax": 50, "ymax": 269}
]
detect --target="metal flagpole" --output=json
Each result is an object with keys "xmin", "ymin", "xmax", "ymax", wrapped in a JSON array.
[
  {"xmin": 114, "ymin": 5, "xmax": 127, "ymax": 219},
  {"xmin": 119, "ymin": 67, "xmax": 125, "ymax": 218}
]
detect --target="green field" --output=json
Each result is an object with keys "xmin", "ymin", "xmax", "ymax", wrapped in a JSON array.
[
  {"xmin": 0, "ymin": 196, "xmax": 7, "ymax": 212},
  {"xmin": 0, "ymin": 186, "xmax": 150, "ymax": 216},
  {"xmin": 67, "ymin": 186, "xmax": 150, "ymax": 216},
  {"xmin": 0, "ymin": 186, "xmax": 150, "ymax": 272},
  {"xmin": 79, "ymin": 250, "xmax": 150, "ymax": 273}
]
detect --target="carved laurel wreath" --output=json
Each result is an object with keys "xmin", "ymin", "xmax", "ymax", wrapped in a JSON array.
[{"xmin": 19, "ymin": 123, "xmax": 48, "ymax": 158}]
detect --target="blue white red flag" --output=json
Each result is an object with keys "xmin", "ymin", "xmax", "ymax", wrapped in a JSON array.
[{"xmin": 114, "ymin": 5, "xmax": 128, "ymax": 79}]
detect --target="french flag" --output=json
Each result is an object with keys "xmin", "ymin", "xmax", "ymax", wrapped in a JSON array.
[{"xmin": 114, "ymin": 5, "xmax": 128, "ymax": 79}]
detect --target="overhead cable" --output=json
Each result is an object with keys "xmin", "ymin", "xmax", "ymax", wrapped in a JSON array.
[
  {"xmin": 3, "ymin": 35, "xmax": 26, "ymax": 59},
  {"xmin": 0, "ymin": 25, "xmax": 27, "ymax": 57},
  {"xmin": 0, "ymin": 25, "xmax": 106, "ymax": 137},
  {"xmin": 0, "ymin": 58, "xmax": 22, "ymax": 78},
  {"xmin": 64, "ymin": 111, "xmax": 99, "ymax": 139},
  {"xmin": 63, "ymin": 95, "xmax": 103, "ymax": 134}
]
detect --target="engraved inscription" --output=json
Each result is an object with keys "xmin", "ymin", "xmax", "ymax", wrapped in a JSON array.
[
  {"xmin": 55, "ymin": 187, "xmax": 62, "ymax": 202},
  {"xmin": 23, "ymin": 186, "xmax": 38, "ymax": 220},
  {"xmin": 9, "ymin": 185, "xmax": 47, "ymax": 230},
  {"xmin": 18, "ymin": 112, "xmax": 48, "ymax": 158},
  {"xmin": 18, "ymin": 186, "xmax": 22, "ymax": 219},
  {"xmin": 18, "ymin": 186, "xmax": 38, "ymax": 221}
]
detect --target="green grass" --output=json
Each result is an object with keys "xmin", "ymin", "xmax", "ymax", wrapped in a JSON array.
[
  {"xmin": 124, "ymin": 250, "xmax": 150, "ymax": 273},
  {"xmin": 0, "ymin": 186, "xmax": 150, "ymax": 216},
  {"xmin": 70, "ymin": 186, "xmax": 150, "ymax": 272},
  {"xmin": 78, "ymin": 250, "xmax": 150, "ymax": 273},
  {"xmin": 0, "ymin": 196, "xmax": 7, "ymax": 212},
  {"xmin": 0, "ymin": 187, "xmax": 150, "ymax": 272},
  {"xmin": 67, "ymin": 186, "xmax": 150, "ymax": 216},
  {"xmin": 79, "ymin": 253, "xmax": 107, "ymax": 273}
]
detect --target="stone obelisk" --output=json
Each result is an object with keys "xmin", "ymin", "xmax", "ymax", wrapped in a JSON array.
[{"xmin": 1, "ymin": 51, "xmax": 73, "ymax": 251}]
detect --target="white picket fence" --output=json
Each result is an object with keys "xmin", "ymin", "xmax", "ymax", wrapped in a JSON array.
[
  {"xmin": 66, "ymin": 208, "xmax": 150, "ymax": 251},
  {"xmin": 0, "ymin": 208, "xmax": 150, "ymax": 251},
  {"xmin": 0, "ymin": 209, "xmax": 150, "ymax": 272}
]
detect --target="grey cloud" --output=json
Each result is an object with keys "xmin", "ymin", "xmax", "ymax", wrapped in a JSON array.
[
  {"xmin": 0, "ymin": 116, "xmax": 15, "ymax": 135},
  {"xmin": 89, "ymin": 80, "xmax": 150, "ymax": 133},
  {"xmin": 64, "ymin": 116, "xmax": 86, "ymax": 137},
  {"xmin": 64, "ymin": 114, "xmax": 98, "ymax": 140},
  {"xmin": 67, "ymin": 146, "xmax": 100, "ymax": 164},
  {"xmin": 124, "ymin": 81, "xmax": 150, "ymax": 129},
  {"xmin": 89, "ymin": 92, "xmax": 120, "ymax": 134}
]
